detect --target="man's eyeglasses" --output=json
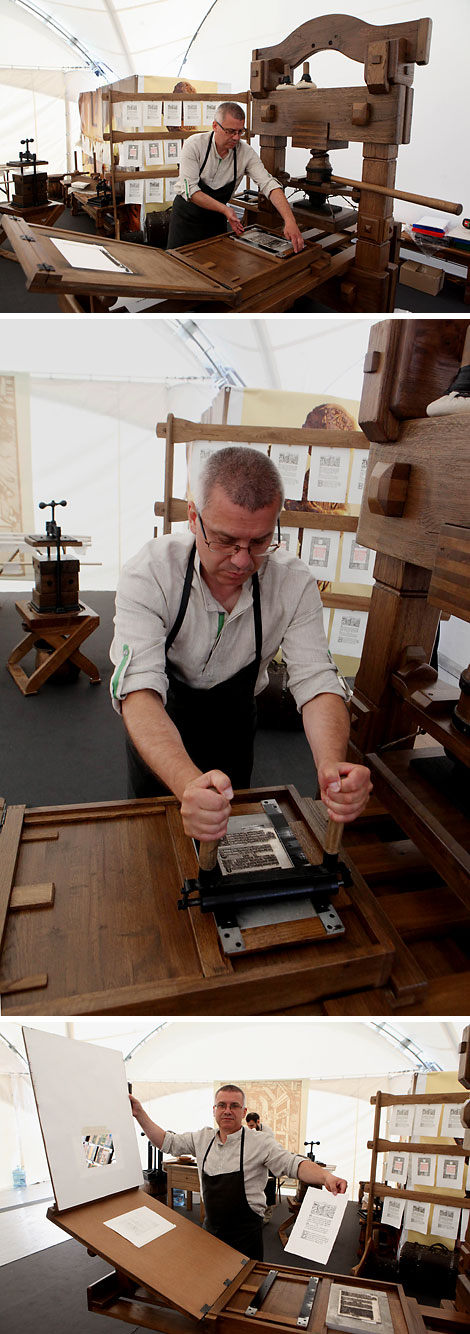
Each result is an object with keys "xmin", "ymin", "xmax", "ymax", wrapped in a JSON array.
[
  {"xmin": 214, "ymin": 121, "xmax": 245, "ymax": 138},
  {"xmin": 214, "ymin": 1102, "xmax": 244, "ymax": 1111},
  {"xmin": 197, "ymin": 511, "xmax": 281, "ymax": 556}
]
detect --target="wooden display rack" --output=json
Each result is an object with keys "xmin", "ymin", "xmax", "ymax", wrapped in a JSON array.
[
  {"xmin": 354, "ymin": 1087, "xmax": 470, "ymax": 1276},
  {"xmin": 102, "ymin": 87, "xmax": 251, "ymax": 240}
]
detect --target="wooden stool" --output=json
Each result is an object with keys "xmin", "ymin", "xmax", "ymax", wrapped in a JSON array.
[{"xmin": 7, "ymin": 600, "xmax": 101, "ymax": 695}]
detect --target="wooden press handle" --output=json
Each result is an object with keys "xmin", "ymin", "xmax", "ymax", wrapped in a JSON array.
[
  {"xmin": 324, "ymin": 818, "xmax": 344, "ymax": 858},
  {"xmin": 198, "ymin": 839, "xmax": 220, "ymax": 874}
]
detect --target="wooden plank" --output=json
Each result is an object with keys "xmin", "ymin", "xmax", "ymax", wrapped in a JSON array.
[
  {"xmin": 368, "ymin": 751, "xmax": 470, "ymax": 908},
  {"xmin": 371, "ymin": 1138, "xmax": 468, "ymax": 1158},
  {"xmin": 379, "ymin": 888, "xmax": 470, "ymax": 940},
  {"xmin": 251, "ymin": 86, "xmax": 407, "ymax": 146},
  {"xmin": 372, "ymin": 1091, "xmax": 468, "ymax": 1107},
  {"xmin": 253, "ymin": 16, "xmax": 431, "ymax": 68},
  {"xmin": 156, "ymin": 417, "xmax": 368, "ymax": 449},
  {"xmin": 10, "ymin": 883, "xmax": 55, "ymax": 910},
  {"xmin": 1, "ymin": 973, "xmax": 48, "ymax": 995},
  {"xmin": 0, "ymin": 806, "xmax": 25, "ymax": 957}
]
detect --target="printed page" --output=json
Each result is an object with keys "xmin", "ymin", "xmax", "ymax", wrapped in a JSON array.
[{"xmin": 285, "ymin": 1186, "xmax": 348, "ymax": 1263}]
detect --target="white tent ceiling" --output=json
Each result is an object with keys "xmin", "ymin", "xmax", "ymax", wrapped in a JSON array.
[{"xmin": 0, "ymin": 1019, "xmax": 464, "ymax": 1080}]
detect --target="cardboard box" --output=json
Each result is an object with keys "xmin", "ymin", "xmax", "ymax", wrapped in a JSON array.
[{"xmin": 399, "ymin": 259, "xmax": 444, "ymax": 295}]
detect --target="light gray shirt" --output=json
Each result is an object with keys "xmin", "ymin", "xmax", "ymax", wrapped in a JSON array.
[
  {"xmin": 162, "ymin": 1125, "xmax": 305, "ymax": 1217},
  {"xmin": 174, "ymin": 131, "xmax": 281, "ymax": 201},
  {"xmin": 110, "ymin": 531, "xmax": 346, "ymax": 712}
]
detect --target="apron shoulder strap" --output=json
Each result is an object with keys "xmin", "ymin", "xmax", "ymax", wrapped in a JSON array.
[
  {"xmin": 252, "ymin": 572, "xmax": 262, "ymax": 672},
  {"xmin": 166, "ymin": 542, "xmax": 196, "ymax": 654},
  {"xmin": 202, "ymin": 1134, "xmax": 216, "ymax": 1169},
  {"xmin": 200, "ymin": 131, "xmax": 214, "ymax": 175}
]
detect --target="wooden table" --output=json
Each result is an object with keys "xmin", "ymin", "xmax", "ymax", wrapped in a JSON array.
[
  {"xmin": 70, "ymin": 185, "xmax": 126, "ymax": 236},
  {"xmin": 7, "ymin": 599, "xmax": 100, "ymax": 694},
  {"xmin": 401, "ymin": 234, "xmax": 470, "ymax": 304},
  {"xmin": 165, "ymin": 1160, "xmax": 204, "ymax": 1219}
]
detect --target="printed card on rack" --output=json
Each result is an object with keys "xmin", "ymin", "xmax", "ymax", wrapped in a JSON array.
[
  {"xmin": 163, "ymin": 101, "xmax": 182, "ymax": 125},
  {"xmin": 410, "ymin": 1153, "xmax": 436, "ymax": 1187},
  {"xmin": 404, "ymin": 1200, "xmax": 430, "ymax": 1235},
  {"xmin": 308, "ymin": 446, "xmax": 349, "ymax": 504},
  {"xmin": 432, "ymin": 1204, "xmax": 461, "ymax": 1240},
  {"xmin": 143, "ymin": 101, "xmax": 163, "ymax": 127},
  {"xmin": 435, "ymin": 1154, "xmax": 465, "ymax": 1191},
  {"xmin": 146, "ymin": 179, "xmax": 164, "ymax": 203},
  {"xmin": 145, "ymin": 141, "xmax": 163, "ymax": 167},
  {"xmin": 183, "ymin": 101, "xmax": 201, "ymax": 125},
  {"xmin": 414, "ymin": 1104, "xmax": 441, "ymax": 1135},
  {"xmin": 164, "ymin": 140, "xmax": 182, "ymax": 165}
]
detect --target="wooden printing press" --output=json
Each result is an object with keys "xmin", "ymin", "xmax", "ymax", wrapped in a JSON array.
[
  {"xmin": 0, "ymin": 13, "xmax": 462, "ymax": 312},
  {"xmin": 22, "ymin": 1024, "xmax": 470, "ymax": 1334},
  {"xmin": 1, "ymin": 320, "xmax": 469, "ymax": 1016},
  {"xmin": 0, "ymin": 136, "xmax": 64, "ymax": 260}
]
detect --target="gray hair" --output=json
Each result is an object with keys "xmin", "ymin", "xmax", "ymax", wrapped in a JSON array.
[
  {"xmin": 215, "ymin": 1083, "xmax": 246, "ymax": 1103},
  {"xmin": 196, "ymin": 446, "xmax": 284, "ymax": 513},
  {"xmin": 216, "ymin": 101, "xmax": 245, "ymax": 123}
]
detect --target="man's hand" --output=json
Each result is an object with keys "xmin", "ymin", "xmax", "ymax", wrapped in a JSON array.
[
  {"xmin": 317, "ymin": 761, "xmax": 372, "ymax": 824},
  {"xmin": 283, "ymin": 220, "xmax": 305, "ymax": 252},
  {"xmin": 129, "ymin": 1094, "xmax": 144, "ymax": 1121},
  {"xmin": 323, "ymin": 1171, "xmax": 347, "ymax": 1195},
  {"xmin": 226, "ymin": 207, "xmax": 244, "ymax": 235},
  {"xmin": 180, "ymin": 769, "xmax": 234, "ymax": 840}
]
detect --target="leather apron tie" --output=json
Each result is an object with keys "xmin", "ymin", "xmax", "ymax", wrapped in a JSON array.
[
  {"xmin": 126, "ymin": 541, "xmax": 262, "ymax": 798},
  {"xmin": 168, "ymin": 133, "xmax": 238, "ymax": 248},
  {"xmin": 201, "ymin": 1127, "xmax": 264, "ymax": 1260}
]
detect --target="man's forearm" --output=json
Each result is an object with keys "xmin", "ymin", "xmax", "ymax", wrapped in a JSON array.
[
  {"xmin": 122, "ymin": 689, "xmax": 200, "ymax": 800},
  {"xmin": 270, "ymin": 188, "xmax": 297, "ymax": 227},
  {"xmin": 134, "ymin": 1108, "xmax": 165, "ymax": 1149},
  {"xmin": 298, "ymin": 1159, "xmax": 329, "ymax": 1187},
  {"xmin": 302, "ymin": 693, "xmax": 350, "ymax": 772}
]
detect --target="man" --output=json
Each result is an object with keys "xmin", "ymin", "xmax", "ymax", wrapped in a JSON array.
[
  {"xmin": 110, "ymin": 446, "xmax": 372, "ymax": 842},
  {"xmin": 246, "ymin": 1112, "xmax": 277, "ymax": 1223},
  {"xmin": 167, "ymin": 101, "xmax": 304, "ymax": 252},
  {"xmin": 130, "ymin": 1083, "xmax": 347, "ymax": 1259}
]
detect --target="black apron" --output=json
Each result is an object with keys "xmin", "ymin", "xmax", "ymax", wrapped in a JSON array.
[
  {"xmin": 202, "ymin": 1128, "xmax": 264, "ymax": 1260},
  {"xmin": 167, "ymin": 133, "xmax": 237, "ymax": 248},
  {"xmin": 126, "ymin": 542, "xmax": 262, "ymax": 798}
]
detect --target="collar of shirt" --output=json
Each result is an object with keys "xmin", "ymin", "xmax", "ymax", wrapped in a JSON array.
[{"xmin": 194, "ymin": 548, "xmax": 254, "ymax": 619}]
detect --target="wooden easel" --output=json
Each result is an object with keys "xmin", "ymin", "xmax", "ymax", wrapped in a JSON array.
[{"xmin": 7, "ymin": 600, "xmax": 100, "ymax": 695}]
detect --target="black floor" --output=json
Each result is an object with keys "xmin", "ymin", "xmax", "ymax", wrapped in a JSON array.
[
  {"xmin": 1, "ymin": 203, "xmax": 468, "ymax": 313},
  {"xmin": 0, "ymin": 589, "xmax": 316, "ymax": 808}
]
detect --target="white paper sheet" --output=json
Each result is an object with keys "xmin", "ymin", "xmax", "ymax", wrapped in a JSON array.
[
  {"xmin": 414, "ymin": 1104, "xmax": 441, "ymax": 1135},
  {"xmin": 404, "ymin": 1199, "xmax": 430, "ymax": 1234},
  {"xmin": 165, "ymin": 177, "xmax": 178, "ymax": 202},
  {"xmin": 381, "ymin": 1196, "xmax": 405, "ymax": 1229},
  {"xmin": 279, "ymin": 527, "xmax": 300, "ymax": 556},
  {"xmin": 285, "ymin": 1187, "xmax": 348, "ymax": 1263},
  {"xmin": 125, "ymin": 179, "xmax": 144, "ymax": 204},
  {"xmin": 183, "ymin": 101, "xmax": 201, "ymax": 125},
  {"xmin": 303, "ymin": 529, "xmax": 340, "ymax": 581},
  {"xmin": 163, "ymin": 101, "xmax": 182, "ymax": 125},
  {"xmin": 121, "ymin": 141, "xmax": 143, "ymax": 169},
  {"xmin": 386, "ymin": 1150, "xmax": 409, "ymax": 1185},
  {"xmin": 389, "ymin": 1104, "xmax": 416, "ymax": 1136},
  {"xmin": 146, "ymin": 178, "xmax": 164, "ymax": 203},
  {"xmin": 347, "ymin": 450, "xmax": 369, "ymax": 504},
  {"xmin": 308, "ymin": 447, "xmax": 349, "ymax": 504},
  {"xmin": 122, "ymin": 101, "xmax": 142, "ymax": 129},
  {"xmin": 164, "ymin": 139, "xmax": 182, "ymax": 165},
  {"xmin": 339, "ymin": 536, "xmax": 374, "ymax": 586},
  {"xmin": 51, "ymin": 238, "xmax": 133, "ymax": 274},
  {"xmin": 104, "ymin": 1205, "xmax": 176, "ymax": 1248},
  {"xmin": 202, "ymin": 101, "xmax": 218, "ymax": 127},
  {"xmin": 269, "ymin": 443, "xmax": 306, "ymax": 500},
  {"xmin": 410, "ymin": 1153, "xmax": 436, "ymax": 1187},
  {"xmin": 329, "ymin": 610, "xmax": 368, "ymax": 658},
  {"xmin": 145, "ymin": 140, "xmax": 163, "ymax": 166},
  {"xmin": 432, "ymin": 1204, "xmax": 461, "ymax": 1240},
  {"xmin": 435, "ymin": 1154, "xmax": 465, "ymax": 1191},
  {"xmin": 143, "ymin": 101, "xmax": 163, "ymax": 127},
  {"xmin": 442, "ymin": 1103, "xmax": 465, "ymax": 1136}
]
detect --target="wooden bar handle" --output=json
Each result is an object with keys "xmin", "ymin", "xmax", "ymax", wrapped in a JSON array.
[
  {"xmin": 324, "ymin": 819, "xmax": 344, "ymax": 858},
  {"xmin": 331, "ymin": 174, "xmax": 462, "ymax": 216},
  {"xmin": 198, "ymin": 839, "xmax": 220, "ymax": 874}
]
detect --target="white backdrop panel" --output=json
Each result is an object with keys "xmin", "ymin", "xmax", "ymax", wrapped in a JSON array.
[{"xmin": 23, "ymin": 1027, "xmax": 143, "ymax": 1211}]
